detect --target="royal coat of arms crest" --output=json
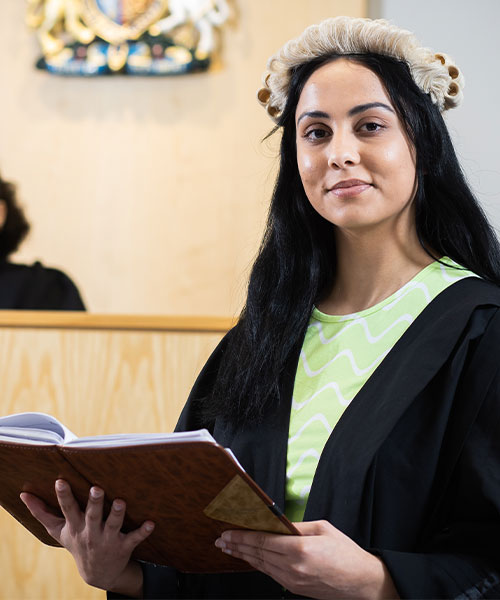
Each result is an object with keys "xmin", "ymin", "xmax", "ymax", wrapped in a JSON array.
[{"xmin": 27, "ymin": 0, "xmax": 230, "ymax": 75}]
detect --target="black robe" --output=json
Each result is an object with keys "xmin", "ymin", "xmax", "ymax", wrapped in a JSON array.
[
  {"xmin": 0, "ymin": 261, "xmax": 85, "ymax": 310},
  {"xmin": 139, "ymin": 277, "xmax": 500, "ymax": 599}
]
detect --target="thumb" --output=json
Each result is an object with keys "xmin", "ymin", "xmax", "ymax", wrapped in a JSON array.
[
  {"xmin": 292, "ymin": 519, "xmax": 337, "ymax": 536},
  {"xmin": 20, "ymin": 492, "xmax": 65, "ymax": 542}
]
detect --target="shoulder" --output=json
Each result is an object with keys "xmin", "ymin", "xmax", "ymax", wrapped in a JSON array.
[
  {"xmin": 29, "ymin": 260, "xmax": 78, "ymax": 284},
  {"xmin": 440, "ymin": 277, "xmax": 500, "ymax": 334},
  {"xmin": 395, "ymin": 277, "xmax": 500, "ymax": 384},
  {"xmin": 418, "ymin": 277, "xmax": 500, "ymax": 329},
  {"xmin": 0, "ymin": 260, "xmax": 85, "ymax": 310},
  {"xmin": 191, "ymin": 325, "xmax": 238, "ymax": 390},
  {"xmin": 1, "ymin": 260, "xmax": 71, "ymax": 280},
  {"xmin": 440, "ymin": 276, "xmax": 500, "ymax": 304}
]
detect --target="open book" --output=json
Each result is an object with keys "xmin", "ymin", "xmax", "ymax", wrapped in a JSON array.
[{"xmin": 0, "ymin": 412, "xmax": 298, "ymax": 573}]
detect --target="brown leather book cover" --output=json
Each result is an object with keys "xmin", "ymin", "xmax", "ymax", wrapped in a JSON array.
[{"xmin": 0, "ymin": 436, "xmax": 298, "ymax": 573}]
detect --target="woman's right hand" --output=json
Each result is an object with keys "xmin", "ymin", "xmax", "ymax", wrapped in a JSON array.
[{"xmin": 20, "ymin": 479, "xmax": 155, "ymax": 597}]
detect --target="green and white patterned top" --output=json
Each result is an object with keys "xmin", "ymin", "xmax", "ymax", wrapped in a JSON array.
[{"xmin": 285, "ymin": 258, "xmax": 477, "ymax": 522}]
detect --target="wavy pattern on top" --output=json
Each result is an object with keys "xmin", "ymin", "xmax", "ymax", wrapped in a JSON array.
[
  {"xmin": 382, "ymin": 281, "xmax": 432, "ymax": 311},
  {"xmin": 287, "ymin": 448, "xmax": 321, "ymax": 476},
  {"xmin": 299, "ymin": 485, "xmax": 311, "ymax": 498},
  {"xmin": 289, "ymin": 414, "xmax": 333, "ymax": 444},
  {"xmin": 309, "ymin": 313, "xmax": 414, "ymax": 345},
  {"xmin": 300, "ymin": 347, "xmax": 390, "ymax": 377},
  {"xmin": 292, "ymin": 381, "xmax": 352, "ymax": 410},
  {"xmin": 438, "ymin": 263, "xmax": 475, "ymax": 283}
]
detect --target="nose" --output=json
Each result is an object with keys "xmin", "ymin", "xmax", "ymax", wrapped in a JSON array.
[{"xmin": 327, "ymin": 131, "xmax": 360, "ymax": 169}]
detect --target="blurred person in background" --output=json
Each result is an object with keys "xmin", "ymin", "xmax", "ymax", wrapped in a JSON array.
[{"xmin": 0, "ymin": 172, "xmax": 85, "ymax": 310}]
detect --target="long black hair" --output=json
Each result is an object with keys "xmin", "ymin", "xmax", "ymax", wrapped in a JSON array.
[
  {"xmin": 206, "ymin": 53, "xmax": 500, "ymax": 425},
  {"xmin": 0, "ymin": 174, "xmax": 30, "ymax": 261}
]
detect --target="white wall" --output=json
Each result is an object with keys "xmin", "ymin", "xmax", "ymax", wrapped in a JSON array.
[{"xmin": 370, "ymin": 0, "xmax": 500, "ymax": 232}]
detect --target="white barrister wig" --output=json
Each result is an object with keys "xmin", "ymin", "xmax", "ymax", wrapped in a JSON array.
[{"xmin": 257, "ymin": 16, "xmax": 464, "ymax": 122}]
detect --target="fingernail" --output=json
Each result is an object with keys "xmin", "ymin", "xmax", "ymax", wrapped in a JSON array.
[
  {"xmin": 113, "ymin": 500, "xmax": 124, "ymax": 511},
  {"xmin": 90, "ymin": 487, "xmax": 103, "ymax": 499},
  {"xmin": 55, "ymin": 480, "xmax": 66, "ymax": 491},
  {"xmin": 144, "ymin": 522, "xmax": 154, "ymax": 532},
  {"xmin": 215, "ymin": 538, "xmax": 225, "ymax": 549},
  {"xmin": 221, "ymin": 531, "xmax": 231, "ymax": 542}
]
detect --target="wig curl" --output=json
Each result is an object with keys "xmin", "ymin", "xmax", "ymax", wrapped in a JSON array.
[{"xmin": 257, "ymin": 16, "xmax": 464, "ymax": 122}]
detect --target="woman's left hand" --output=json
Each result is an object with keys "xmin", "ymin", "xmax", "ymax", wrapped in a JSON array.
[{"xmin": 215, "ymin": 520, "xmax": 398, "ymax": 600}]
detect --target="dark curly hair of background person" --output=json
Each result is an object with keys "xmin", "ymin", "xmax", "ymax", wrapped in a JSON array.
[{"xmin": 0, "ymin": 173, "xmax": 30, "ymax": 261}]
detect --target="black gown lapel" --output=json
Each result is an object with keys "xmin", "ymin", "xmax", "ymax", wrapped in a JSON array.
[{"xmin": 303, "ymin": 278, "xmax": 500, "ymax": 529}]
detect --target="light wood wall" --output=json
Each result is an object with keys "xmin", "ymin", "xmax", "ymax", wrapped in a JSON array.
[
  {"xmin": 0, "ymin": 0, "xmax": 366, "ymax": 316},
  {"xmin": 0, "ymin": 312, "xmax": 230, "ymax": 599}
]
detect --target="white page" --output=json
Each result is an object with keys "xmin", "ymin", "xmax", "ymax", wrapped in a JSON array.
[
  {"xmin": 0, "ymin": 414, "xmax": 237, "ymax": 467},
  {"xmin": 0, "ymin": 412, "xmax": 77, "ymax": 444},
  {"xmin": 67, "ymin": 428, "xmax": 216, "ymax": 448}
]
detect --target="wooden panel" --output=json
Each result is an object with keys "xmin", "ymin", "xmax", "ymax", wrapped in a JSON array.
[
  {"xmin": 0, "ymin": 328, "xmax": 223, "ymax": 432},
  {"xmin": 0, "ymin": 311, "xmax": 234, "ymax": 332},
  {"xmin": 0, "ymin": 324, "xmax": 224, "ymax": 599},
  {"xmin": 0, "ymin": 0, "xmax": 366, "ymax": 317}
]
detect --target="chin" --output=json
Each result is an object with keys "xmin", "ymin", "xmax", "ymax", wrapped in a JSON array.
[
  {"xmin": 327, "ymin": 213, "xmax": 392, "ymax": 231},
  {"xmin": 321, "ymin": 210, "xmax": 375, "ymax": 229}
]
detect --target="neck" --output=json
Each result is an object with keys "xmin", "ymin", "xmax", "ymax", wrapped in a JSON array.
[{"xmin": 318, "ymin": 223, "xmax": 435, "ymax": 315}]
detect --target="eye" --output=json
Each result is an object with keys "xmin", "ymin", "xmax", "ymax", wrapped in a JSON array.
[
  {"xmin": 303, "ymin": 127, "xmax": 331, "ymax": 141},
  {"xmin": 359, "ymin": 121, "xmax": 385, "ymax": 133}
]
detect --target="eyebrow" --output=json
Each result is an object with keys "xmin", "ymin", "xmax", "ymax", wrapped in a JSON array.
[
  {"xmin": 296, "ymin": 110, "xmax": 329, "ymax": 125},
  {"xmin": 348, "ymin": 102, "xmax": 394, "ymax": 116},
  {"xmin": 296, "ymin": 102, "xmax": 394, "ymax": 124}
]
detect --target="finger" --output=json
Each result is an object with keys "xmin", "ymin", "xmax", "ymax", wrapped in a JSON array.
[
  {"xmin": 220, "ymin": 530, "xmax": 291, "ymax": 556},
  {"xmin": 293, "ymin": 519, "xmax": 335, "ymax": 536},
  {"xmin": 218, "ymin": 540, "xmax": 289, "ymax": 582},
  {"xmin": 216, "ymin": 540, "xmax": 310, "ymax": 592},
  {"xmin": 55, "ymin": 480, "xmax": 84, "ymax": 531},
  {"xmin": 85, "ymin": 487, "xmax": 104, "ymax": 535},
  {"xmin": 216, "ymin": 537, "xmax": 266, "ymax": 571},
  {"xmin": 103, "ymin": 499, "xmax": 127, "ymax": 535},
  {"xmin": 20, "ymin": 492, "xmax": 65, "ymax": 541},
  {"xmin": 217, "ymin": 537, "xmax": 287, "ymax": 569},
  {"xmin": 122, "ymin": 521, "xmax": 155, "ymax": 554}
]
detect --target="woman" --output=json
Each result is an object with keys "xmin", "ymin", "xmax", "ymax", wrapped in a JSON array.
[
  {"xmin": 21, "ymin": 16, "xmax": 500, "ymax": 599},
  {"xmin": 0, "ymin": 173, "xmax": 86, "ymax": 310}
]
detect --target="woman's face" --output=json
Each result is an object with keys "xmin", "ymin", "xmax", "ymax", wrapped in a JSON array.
[{"xmin": 295, "ymin": 59, "xmax": 417, "ymax": 234}]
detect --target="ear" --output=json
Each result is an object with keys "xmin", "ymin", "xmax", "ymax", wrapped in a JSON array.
[{"xmin": 0, "ymin": 200, "xmax": 6, "ymax": 229}]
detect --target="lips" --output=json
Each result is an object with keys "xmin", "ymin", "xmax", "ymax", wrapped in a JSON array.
[
  {"xmin": 328, "ymin": 179, "xmax": 372, "ymax": 198},
  {"xmin": 331, "ymin": 179, "xmax": 370, "ymax": 190}
]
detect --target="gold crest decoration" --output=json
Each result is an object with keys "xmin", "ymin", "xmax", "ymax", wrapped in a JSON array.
[{"xmin": 27, "ymin": 0, "xmax": 231, "ymax": 75}]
